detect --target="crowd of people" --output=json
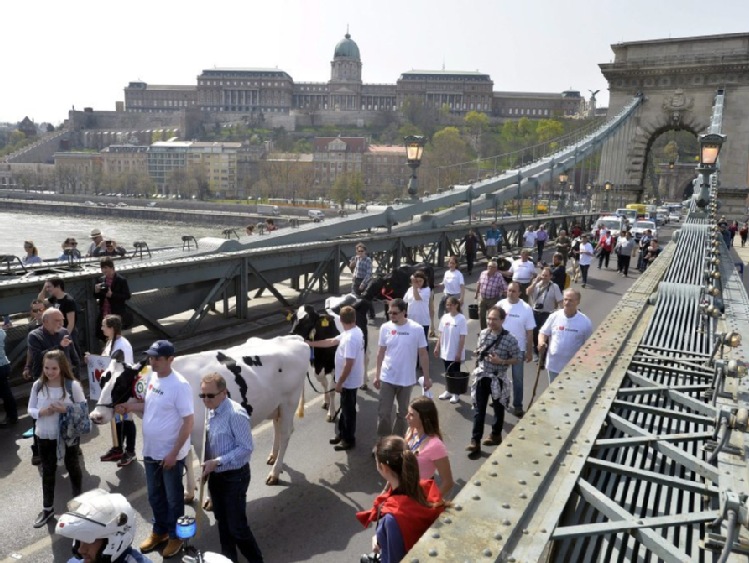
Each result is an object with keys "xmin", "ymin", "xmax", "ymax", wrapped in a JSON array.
[{"xmin": 1, "ymin": 217, "xmax": 670, "ymax": 563}]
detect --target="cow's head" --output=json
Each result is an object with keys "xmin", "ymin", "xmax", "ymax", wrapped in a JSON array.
[
  {"xmin": 288, "ymin": 304, "xmax": 319, "ymax": 339},
  {"xmin": 326, "ymin": 293, "xmax": 357, "ymax": 315},
  {"xmin": 362, "ymin": 275, "xmax": 385, "ymax": 301},
  {"xmin": 90, "ymin": 358, "xmax": 149, "ymax": 425}
]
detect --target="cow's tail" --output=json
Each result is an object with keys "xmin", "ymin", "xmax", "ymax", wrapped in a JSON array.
[{"xmin": 296, "ymin": 385, "xmax": 305, "ymax": 418}]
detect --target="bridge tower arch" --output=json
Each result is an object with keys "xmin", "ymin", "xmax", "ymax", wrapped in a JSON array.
[{"xmin": 597, "ymin": 33, "xmax": 749, "ymax": 211}]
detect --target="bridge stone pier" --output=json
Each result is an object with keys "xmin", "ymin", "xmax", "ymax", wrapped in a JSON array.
[{"xmin": 598, "ymin": 33, "xmax": 749, "ymax": 209}]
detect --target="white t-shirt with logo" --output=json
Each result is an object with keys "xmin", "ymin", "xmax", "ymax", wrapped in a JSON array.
[
  {"xmin": 378, "ymin": 319, "xmax": 428, "ymax": 386},
  {"xmin": 404, "ymin": 287, "xmax": 431, "ymax": 327},
  {"xmin": 540, "ymin": 310, "xmax": 593, "ymax": 373},
  {"xmin": 335, "ymin": 326, "xmax": 366, "ymax": 389},
  {"xmin": 142, "ymin": 370, "xmax": 194, "ymax": 460},
  {"xmin": 498, "ymin": 299, "xmax": 536, "ymax": 352},
  {"xmin": 437, "ymin": 313, "xmax": 468, "ymax": 362}
]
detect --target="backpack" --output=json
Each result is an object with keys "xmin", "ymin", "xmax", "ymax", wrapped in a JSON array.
[{"xmin": 59, "ymin": 379, "xmax": 91, "ymax": 446}]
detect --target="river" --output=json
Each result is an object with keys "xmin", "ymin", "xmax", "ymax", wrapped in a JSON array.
[{"xmin": 0, "ymin": 209, "xmax": 229, "ymax": 260}]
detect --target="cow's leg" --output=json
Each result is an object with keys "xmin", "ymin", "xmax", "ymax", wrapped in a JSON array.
[
  {"xmin": 184, "ymin": 448, "xmax": 196, "ymax": 503},
  {"xmin": 266, "ymin": 402, "xmax": 295, "ymax": 485},
  {"xmin": 315, "ymin": 369, "xmax": 333, "ymax": 414},
  {"xmin": 266, "ymin": 406, "xmax": 281, "ymax": 466}
]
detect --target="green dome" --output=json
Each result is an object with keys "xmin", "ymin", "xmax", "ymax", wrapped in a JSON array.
[{"xmin": 334, "ymin": 33, "xmax": 360, "ymax": 60}]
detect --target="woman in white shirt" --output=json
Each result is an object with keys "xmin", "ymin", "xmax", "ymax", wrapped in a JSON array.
[
  {"xmin": 404, "ymin": 270, "xmax": 432, "ymax": 344},
  {"xmin": 435, "ymin": 256, "xmax": 465, "ymax": 321},
  {"xmin": 434, "ymin": 296, "xmax": 468, "ymax": 404},
  {"xmin": 29, "ymin": 350, "xmax": 85, "ymax": 528},
  {"xmin": 86, "ymin": 314, "xmax": 136, "ymax": 467}
]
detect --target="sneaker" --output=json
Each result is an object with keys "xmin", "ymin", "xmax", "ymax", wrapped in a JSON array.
[
  {"xmin": 482, "ymin": 433, "xmax": 502, "ymax": 446},
  {"xmin": 33, "ymin": 509, "xmax": 54, "ymax": 528},
  {"xmin": 117, "ymin": 452, "xmax": 135, "ymax": 467},
  {"xmin": 329, "ymin": 436, "xmax": 342, "ymax": 445},
  {"xmin": 449, "ymin": 394, "xmax": 460, "ymax": 404},
  {"xmin": 139, "ymin": 532, "xmax": 169, "ymax": 553},
  {"xmin": 162, "ymin": 538, "xmax": 184, "ymax": 559},
  {"xmin": 438, "ymin": 391, "xmax": 452, "ymax": 400},
  {"xmin": 100, "ymin": 448, "xmax": 123, "ymax": 462}
]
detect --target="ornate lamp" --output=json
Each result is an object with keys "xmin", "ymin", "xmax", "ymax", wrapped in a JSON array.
[
  {"xmin": 404, "ymin": 135, "xmax": 426, "ymax": 200},
  {"xmin": 696, "ymin": 133, "xmax": 726, "ymax": 208}
]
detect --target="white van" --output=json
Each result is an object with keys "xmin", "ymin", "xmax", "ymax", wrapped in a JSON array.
[{"xmin": 308, "ymin": 209, "xmax": 325, "ymax": 222}]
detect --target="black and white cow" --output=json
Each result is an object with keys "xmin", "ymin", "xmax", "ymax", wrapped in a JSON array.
[
  {"xmin": 90, "ymin": 335, "xmax": 310, "ymax": 491},
  {"xmin": 362, "ymin": 262, "xmax": 435, "ymax": 305},
  {"xmin": 288, "ymin": 295, "xmax": 370, "ymax": 421}
]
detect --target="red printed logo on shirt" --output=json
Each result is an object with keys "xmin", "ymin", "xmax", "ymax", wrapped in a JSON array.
[{"xmin": 391, "ymin": 329, "xmax": 397, "ymax": 335}]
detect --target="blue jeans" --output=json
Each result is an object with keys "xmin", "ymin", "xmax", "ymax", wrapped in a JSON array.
[
  {"xmin": 208, "ymin": 465, "xmax": 264, "ymax": 562},
  {"xmin": 511, "ymin": 360, "xmax": 525, "ymax": 411},
  {"xmin": 144, "ymin": 456, "xmax": 185, "ymax": 538}
]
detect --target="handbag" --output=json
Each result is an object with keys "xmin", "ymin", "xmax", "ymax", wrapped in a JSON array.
[{"xmin": 59, "ymin": 380, "xmax": 92, "ymax": 446}]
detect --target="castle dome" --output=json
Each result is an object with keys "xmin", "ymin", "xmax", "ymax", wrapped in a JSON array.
[{"xmin": 334, "ymin": 33, "xmax": 361, "ymax": 60}]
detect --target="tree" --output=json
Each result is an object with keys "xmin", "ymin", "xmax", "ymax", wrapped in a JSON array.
[
  {"xmin": 464, "ymin": 111, "xmax": 490, "ymax": 156},
  {"xmin": 166, "ymin": 168, "xmax": 189, "ymax": 197},
  {"xmin": 422, "ymin": 126, "xmax": 473, "ymax": 190},
  {"xmin": 331, "ymin": 172, "xmax": 364, "ymax": 207},
  {"xmin": 536, "ymin": 119, "xmax": 564, "ymax": 143},
  {"xmin": 401, "ymin": 96, "xmax": 439, "ymax": 138}
]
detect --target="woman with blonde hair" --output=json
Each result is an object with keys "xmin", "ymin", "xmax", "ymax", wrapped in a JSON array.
[
  {"xmin": 23, "ymin": 240, "xmax": 42, "ymax": 265},
  {"xmin": 29, "ymin": 350, "xmax": 85, "ymax": 528},
  {"xmin": 357, "ymin": 435, "xmax": 446, "ymax": 562}
]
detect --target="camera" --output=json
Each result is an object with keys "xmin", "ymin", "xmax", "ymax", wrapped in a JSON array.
[
  {"xmin": 534, "ymin": 302, "xmax": 544, "ymax": 311},
  {"xmin": 105, "ymin": 240, "xmax": 113, "ymax": 245}
]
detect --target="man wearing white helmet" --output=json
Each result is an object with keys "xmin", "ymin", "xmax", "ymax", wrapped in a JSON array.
[{"xmin": 55, "ymin": 489, "xmax": 151, "ymax": 563}]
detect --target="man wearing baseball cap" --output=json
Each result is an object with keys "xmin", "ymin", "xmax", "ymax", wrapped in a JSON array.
[{"xmin": 115, "ymin": 340, "xmax": 194, "ymax": 559}]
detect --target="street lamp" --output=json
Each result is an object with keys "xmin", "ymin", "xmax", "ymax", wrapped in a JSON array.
[
  {"xmin": 586, "ymin": 182, "xmax": 593, "ymax": 212},
  {"xmin": 696, "ymin": 133, "xmax": 727, "ymax": 209},
  {"xmin": 404, "ymin": 135, "xmax": 426, "ymax": 200},
  {"xmin": 558, "ymin": 171, "xmax": 568, "ymax": 212},
  {"xmin": 604, "ymin": 181, "xmax": 613, "ymax": 210}
]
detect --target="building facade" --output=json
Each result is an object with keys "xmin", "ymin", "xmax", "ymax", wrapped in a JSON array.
[{"xmin": 123, "ymin": 32, "xmax": 580, "ymax": 120}]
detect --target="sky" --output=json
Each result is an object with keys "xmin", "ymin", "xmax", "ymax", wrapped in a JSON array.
[{"xmin": 3, "ymin": 0, "xmax": 749, "ymax": 125}]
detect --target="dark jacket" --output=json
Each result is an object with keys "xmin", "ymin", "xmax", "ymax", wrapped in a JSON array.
[
  {"xmin": 27, "ymin": 327, "xmax": 79, "ymax": 379},
  {"xmin": 94, "ymin": 273, "xmax": 132, "ymax": 318}
]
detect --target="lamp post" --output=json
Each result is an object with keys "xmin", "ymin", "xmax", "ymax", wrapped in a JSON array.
[
  {"xmin": 586, "ymin": 182, "xmax": 592, "ymax": 212},
  {"xmin": 558, "ymin": 171, "xmax": 568, "ymax": 213},
  {"xmin": 696, "ymin": 133, "xmax": 726, "ymax": 209},
  {"xmin": 404, "ymin": 135, "xmax": 426, "ymax": 200},
  {"xmin": 604, "ymin": 181, "xmax": 612, "ymax": 211}
]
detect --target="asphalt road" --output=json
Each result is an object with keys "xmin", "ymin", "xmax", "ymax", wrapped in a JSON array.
[{"xmin": 0, "ymin": 235, "xmax": 669, "ymax": 563}]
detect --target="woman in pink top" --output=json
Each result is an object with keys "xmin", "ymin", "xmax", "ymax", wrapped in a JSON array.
[{"xmin": 405, "ymin": 397, "xmax": 454, "ymax": 497}]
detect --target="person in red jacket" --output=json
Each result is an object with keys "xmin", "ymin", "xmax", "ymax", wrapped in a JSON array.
[
  {"xmin": 357, "ymin": 436, "xmax": 447, "ymax": 562},
  {"xmin": 595, "ymin": 229, "xmax": 615, "ymax": 269}
]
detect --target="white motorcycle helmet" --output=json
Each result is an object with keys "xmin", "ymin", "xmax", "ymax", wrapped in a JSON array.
[{"xmin": 56, "ymin": 489, "xmax": 135, "ymax": 561}]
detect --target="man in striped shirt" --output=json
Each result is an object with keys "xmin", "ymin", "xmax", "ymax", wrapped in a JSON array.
[
  {"xmin": 474, "ymin": 261, "xmax": 508, "ymax": 330},
  {"xmin": 200, "ymin": 372, "xmax": 264, "ymax": 562}
]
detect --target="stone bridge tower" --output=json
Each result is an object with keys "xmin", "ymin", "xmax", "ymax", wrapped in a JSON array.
[{"xmin": 598, "ymin": 33, "xmax": 749, "ymax": 207}]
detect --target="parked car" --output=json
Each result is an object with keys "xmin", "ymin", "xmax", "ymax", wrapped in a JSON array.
[
  {"xmin": 308, "ymin": 209, "xmax": 325, "ymax": 222},
  {"xmin": 668, "ymin": 211, "xmax": 681, "ymax": 223},
  {"xmin": 631, "ymin": 220, "xmax": 657, "ymax": 242},
  {"xmin": 655, "ymin": 213, "xmax": 667, "ymax": 226}
]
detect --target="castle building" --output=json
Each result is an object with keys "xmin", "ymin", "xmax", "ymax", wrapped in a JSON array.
[{"xmin": 122, "ymin": 32, "xmax": 581, "ymax": 121}]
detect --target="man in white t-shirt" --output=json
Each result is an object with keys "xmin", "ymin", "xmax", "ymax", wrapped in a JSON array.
[
  {"xmin": 375, "ymin": 298, "xmax": 431, "ymax": 437},
  {"xmin": 498, "ymin": 283, "xmax": 535, "ymax": 417},
  {"xmin": 538, "ymin": 289, "xmax": 593, "ymax": 383},
  {"xmin": 508, "ymin": 249, "xmax": 537, "ymax": 302},
  {"xmin": 116, "ymin": 340, "xmax": 194, "ymax": 559},
  {"xmin": 307, "ymin": 306, "xmax": 365, "ymax": 451}
]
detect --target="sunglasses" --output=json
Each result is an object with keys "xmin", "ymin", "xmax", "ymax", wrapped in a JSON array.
[{"xmin": 198, "ymin": 391, "xmax": 224, "ymax": 399}]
